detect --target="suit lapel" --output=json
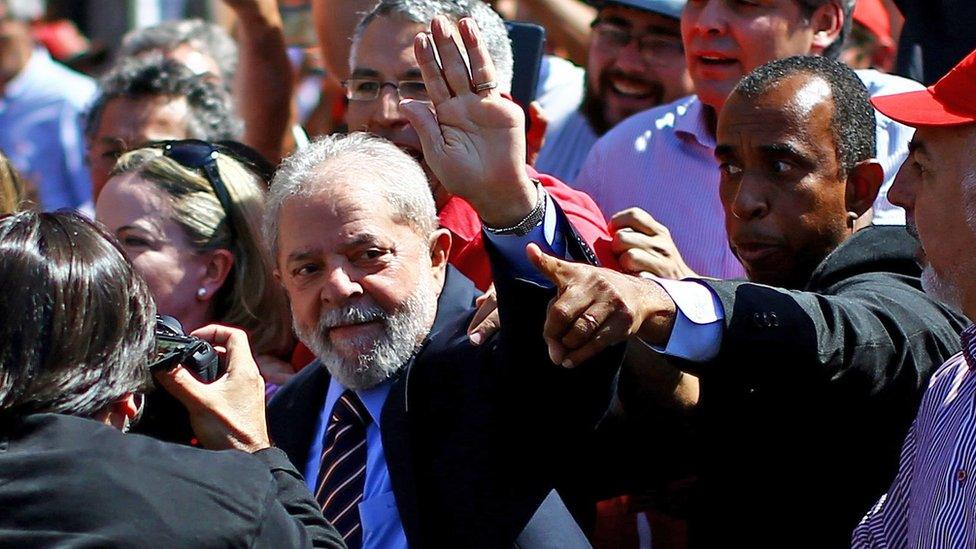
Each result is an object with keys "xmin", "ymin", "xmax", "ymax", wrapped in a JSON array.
[{"xmin": 267, "ymin": 362, "xmax": 331, "ymax": 469}]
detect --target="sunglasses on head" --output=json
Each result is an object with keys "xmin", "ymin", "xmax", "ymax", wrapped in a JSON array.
[{"xmin": 147, "ymin": 139, "xmax": 273, "ymax": 241}]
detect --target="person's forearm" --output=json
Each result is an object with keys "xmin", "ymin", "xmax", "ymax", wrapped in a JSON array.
[
  {"xmin": 519, "ymin": 0, "xmax": 594, "ymax": 66},
  {"xmin": 619, "ymin": 340, "xmax": 699, "ymax": 413},
  {"xmin": 232, "ymin": 1, "xmax": 294, "ymax": 164}
]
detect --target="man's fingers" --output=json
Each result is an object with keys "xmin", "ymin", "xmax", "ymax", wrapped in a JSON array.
[
  {"xmin": 611, "ymin": 228, "xmax": 657, "ymax": 255},
  {"xmin": 560, "ymin": 300, "xmax": 617, "ymax": 350},
  {"xmin": 431, "ymin": 16, "xmax": 472, "ymax": 98},
  {"xmin": 527, "ymin": 243, "xmax": 575, "ymax": 287},
  {"xmin": 458, "ymin": 18, "xmax": 498, "ymax": 97},
  {"xmin": 190, "ymin": 325, "xmax": 249, "ymax": 372},
  {"xmin": 609, "ymin": 207, "xmax": 665, "ymax": 236},
  {"xmin": 413, "ymin": 32, "xmax": 452, "ymax": 105},
  {"xmin": 400, "ymin": 99, "xmax": 445, "ymax": 159},
  {"xmin": 153, "ymin": 365, "xmax": 208, "ymax": 411},
  {"xmin": 561, "ymin": 314, "xmax": 632, "ymax": 368},
  {"xmin": 467, "ymin": 308, "xmax": 500, "ymax": 346}
]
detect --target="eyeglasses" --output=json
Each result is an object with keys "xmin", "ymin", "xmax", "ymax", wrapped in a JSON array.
[
  {"xmin": 151, "ymin": 139, "xmax": 239, "ymax": 240},
  {"xmin": 590, "ymin": 20, "xmax": 685, "ymax": 66},
  {"xmin": 342, "ymin": 78, "xmax": 430, "ymax": 102}
]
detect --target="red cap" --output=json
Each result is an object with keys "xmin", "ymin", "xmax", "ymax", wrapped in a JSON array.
[
  {"xmin": 853, "ymin": 0, "xmax": 893, "ymax": 48},
  {"xmin": 871, "ymin": 48, "xmax": 976, "ymax": 127}
]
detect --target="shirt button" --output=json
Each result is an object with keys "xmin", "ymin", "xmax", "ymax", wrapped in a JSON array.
[{"xmin": 957, "ymin": 469, "xmax": 968, "ymax": 482}]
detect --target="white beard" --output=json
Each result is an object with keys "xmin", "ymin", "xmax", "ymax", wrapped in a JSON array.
[
  {"xmin": 921, "ymin": 265, "xmax": 965, "ymax": 311},
  {"xmin": 295, "ymin": 279, "xmax": 437, "ymax": 390}
]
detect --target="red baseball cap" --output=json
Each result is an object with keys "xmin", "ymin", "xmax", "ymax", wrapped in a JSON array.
[{"xmin": 871, "ymin": 48, "xmax": 976, "ymax": 127}]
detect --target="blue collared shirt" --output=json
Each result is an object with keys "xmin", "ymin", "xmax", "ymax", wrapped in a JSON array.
[
  {"xmin": 303, "ymin": 191, "xmax": 566, "ymax": 548},
  {"xmin": 0, "ymin": 49, "xmax": 96, "ymax": 213}
]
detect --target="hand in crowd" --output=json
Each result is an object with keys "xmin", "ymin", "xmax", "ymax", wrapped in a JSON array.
[
  {"xmin": 610, "ymin": 208, "xmax": 697, "ymax": 280},
  {"xmin": 528, "ymin": 243, "xmax": 678, "ymax": 368},
  {"xmin": 154, "ymin": 324, "xmax": 271, "ymax": 454},
  {"xmin": 467, "ymin": 283, "xmax": 499, "ymax": 345},
  {"xmin": 399, "ymin": 16, "xmax": 538, "ymax": 228}
]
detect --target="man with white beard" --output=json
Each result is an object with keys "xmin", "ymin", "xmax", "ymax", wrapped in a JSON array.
[
  {"xmin": 854, "ymin": 48, "xmax": 976, "ymax": 548},
  {"xmin": 265, "ymin": 17, "xmax": 623, "ymax": 549}
]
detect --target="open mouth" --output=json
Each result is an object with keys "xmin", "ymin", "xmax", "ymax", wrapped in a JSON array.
[{"xmin": 696, "ymin": 54, "xmax": 738, "ymax": 67}]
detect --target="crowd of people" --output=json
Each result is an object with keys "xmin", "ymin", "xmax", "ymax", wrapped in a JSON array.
[{"xmin": 0, "ymin": 0, "xmax": 974, "ymax": 547}]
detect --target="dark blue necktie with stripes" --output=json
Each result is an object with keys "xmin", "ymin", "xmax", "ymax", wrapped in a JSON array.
[{"xmin": 315, "ymin": 390, "xmax": 372, "ymax": 548}]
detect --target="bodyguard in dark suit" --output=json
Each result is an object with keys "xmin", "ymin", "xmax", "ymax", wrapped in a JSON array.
[
  {"xmin": 265, "ymin": 18, "xmax": 621, "ymax": 549},
  {"xmin": 540, "ymin": 56, "xmax": 968, "ymax": 547}
]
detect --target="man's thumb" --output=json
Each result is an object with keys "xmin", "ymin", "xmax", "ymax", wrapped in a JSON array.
[{"xmin": 527, "ymin": 243, "xmax": 570, "ymax": 285}]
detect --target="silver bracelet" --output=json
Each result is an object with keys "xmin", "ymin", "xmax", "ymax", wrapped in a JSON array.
[{"xmin": 482, "ymin": 180, "xmax": 546, "ymax": 237}]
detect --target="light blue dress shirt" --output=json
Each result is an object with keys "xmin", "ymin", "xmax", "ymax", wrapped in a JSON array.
[
  {"xmin": 304, "ymin": 190, "xmax": 566, "ymax": 549},
  {"xmin": 0, "ymin": 49, "xmax": 96, "ymax": 213}
]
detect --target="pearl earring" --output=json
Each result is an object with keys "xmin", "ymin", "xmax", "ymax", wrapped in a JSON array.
[{"xmin": 196, "ymin": 287, "xmax": 207, "ymax": 299}]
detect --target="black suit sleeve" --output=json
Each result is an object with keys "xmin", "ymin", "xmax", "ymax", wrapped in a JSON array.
[
  {"xmin": 683, "ymin": 274, "xmax": 964, "ymax": 399},
  {"xmin": 249, "ymin": 447, "xmax": 346, "ymax": 548}
]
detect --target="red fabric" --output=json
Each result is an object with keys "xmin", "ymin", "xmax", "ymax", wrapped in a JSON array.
[
  {"xmin": 872, "ymin": 48, "xmax": 976, "ymax": 126},
  {"xmin": 852, "ymin": 0, "xmax": 894, "ymax": 48},
  {"xmin": 439, "ymin": 166, "xmax": 618, "ymax": 291},
  {"xmin": 291, "ymin": 341, "xmax": 317, "ymax": 370}
]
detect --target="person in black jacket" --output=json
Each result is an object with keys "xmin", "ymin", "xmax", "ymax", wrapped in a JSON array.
[
  {"xmin": 0, "ymin": 210, "xmax": 344, "ymax": 548},
  {"xmin": 527, "ymin": 56, "xmax": 968, "ymax": 547}
]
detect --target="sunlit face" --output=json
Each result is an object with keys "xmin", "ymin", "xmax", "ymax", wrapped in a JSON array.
[
  {"xmin": 583, "ymin": 6, "xmax": 692, "ymax": 134},
  {"xmin": 888, "ymin": 125, "xmax": 976, "ymax": 311},
  {"xmin": 681, "ymin": 0, "xmax": 820, "ymax": 112},
  {"xmin": 275, "ymin": 179, "xmax": 447, "ymax": 389},
  {"xmin": 87, "ymin": 96, "xmax": 191, "ymax": 200},
  {"xmin": 95, "ymin": 172, "xmax": 211, "ymax": 329},
  {"xmin": 345, "ymin": 17, "xmax": 451, "ymax": 208},
  {"xmin": 716, "ymin": 74, "xmax": 849, "ymax": 289}
]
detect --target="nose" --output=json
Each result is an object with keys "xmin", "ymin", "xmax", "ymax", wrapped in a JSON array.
[
  {"xmin": 887, "ymin": 161, "xmax": 917, "ymax": 211},
  {"xmin": 616, "ymin": 39, "xmax": 647, "ymax": 73},
  {"xmin": 319, "ymin": 263, "xmax": 364, "ymax": 305},
  {"xmin": 729, "ymin": 177, "xmax": 769, "ymax": 221},
  {"xmin": 689, "ymin": 0, "xmax": 727, "ymax": 36},
  {"xmin": 369, "ymin": 85, "xmax": 409, "ymax": 131}
]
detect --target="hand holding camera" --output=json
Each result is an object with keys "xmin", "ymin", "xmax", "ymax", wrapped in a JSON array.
[{"xmin": 153, "ymin": 323, "xmax": 272, "ymax": 454}]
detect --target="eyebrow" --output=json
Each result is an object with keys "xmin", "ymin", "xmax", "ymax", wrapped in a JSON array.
[
  {"xmin": 758, "ymin": 143, "xmax": 807, "ymax": 158},
  {"xmin": 714, "ymin": 144, "xmax": 735, "ymax": 159},
  {"xmin": 907, "ymin": 139, "xmax": 928, "ymax": 158},
  {"xmin": 348, "ymin": 67, "xmax": 423, "ymax": 80}
]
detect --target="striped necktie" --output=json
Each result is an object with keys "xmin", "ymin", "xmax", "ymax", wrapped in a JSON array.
[{"xmin": 315, "ymin": 390, "xmax": 372, "ymax": 548}]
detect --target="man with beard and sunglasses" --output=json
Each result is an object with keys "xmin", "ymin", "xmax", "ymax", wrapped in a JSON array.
[
  {"xmin": 266, "ymin": 17, "xmax": 623, "ymax": 548},
  {"xmin": 535, "ymin": 0, "xmax": 693, "ymax": 183}
]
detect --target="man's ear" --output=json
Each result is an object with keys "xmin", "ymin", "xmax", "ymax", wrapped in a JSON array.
[
  {"xmin": 809, "ymin": 1, "xmax": 844, "ymax": 54},
  {"xmin": 428, "ymin": 228, "xmax": 453, "ymax": 292},
  {"xmin": 198, "ymin": 248, "xmax": 235, "ymax": 302},
  {"xmin": 845, "ymin": 160, "xmax": 884, "ymax": 216}
]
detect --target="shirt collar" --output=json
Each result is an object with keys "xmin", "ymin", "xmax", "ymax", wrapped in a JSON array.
[
  {"xmin": 328, "ymin": 375, "xmax": 392, "ymax": 427},
  {"xmin": 673, "ymin": 95, "xmax": 716, "ymax": 149},
  {"xmin": 961, "ymin": 324, "xmax": 976, "ymax": 370},
  {"xmin": 3, "ymin": 48, "xmax": 47, "ymax": 100}
]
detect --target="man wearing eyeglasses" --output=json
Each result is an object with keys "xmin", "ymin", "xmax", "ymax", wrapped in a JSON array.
[
  {"xmin": 574, "ymin": 0, "xmax": 925, "ymax": 281},
  {"xmin": 343, "ymin": 0, "xmax": 618, "ymax": 292},
  {"xmin": 534, "ymin": 0, "xmax": 692, "ymax": 183}
]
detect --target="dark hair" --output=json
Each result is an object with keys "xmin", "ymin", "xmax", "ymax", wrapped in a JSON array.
[
  {"xmin": 0, "ymin": 211, "xmax": 155, "ymax": 418},
  {"xmin": 733, "ymin": 55, "xmax": 875, "ymax": 176},
  {"xmin": 85, "ymin": 53, "xmax": 243, "ymax": 143},
  {"xmin": 795, "ymin": 0, "xmax": 854, "ymax": 60}
]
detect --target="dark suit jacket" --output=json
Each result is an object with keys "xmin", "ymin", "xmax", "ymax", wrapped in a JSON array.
[
  {"xmin": 269, "ymin": 231, "xmax": 622, "ymax": 548},
  {"xmin": 671, "ymin": 226, "xmax": 967, "ymax": 547},
  {"xmin": 0, "ymin": 413, "xmax": 345, "ymax": 548}
]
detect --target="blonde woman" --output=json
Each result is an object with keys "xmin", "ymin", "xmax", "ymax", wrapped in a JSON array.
[{"xmin": 95, "ymin": 140, "xmax": 294, "ymax": 386}]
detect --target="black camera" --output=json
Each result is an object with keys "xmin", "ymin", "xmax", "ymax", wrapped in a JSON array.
[{"xmin": 131, "ymin": 316, "xmax": 221, "ymax": 445}]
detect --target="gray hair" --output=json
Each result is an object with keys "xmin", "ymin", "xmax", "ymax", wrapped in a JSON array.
[
  {"xmin": 265, "ymin": 132, "xmax": 438, "ymax": 261},
  {"xmin": 85, "ymin": 53, "xmax": 243, "ymax": 142},
  {"xmin": 120, "ymin": 19, "xmax": 239, "ymax": 84},
  {"xmin": 351, "ymin": 0, "xmax": 514, "ymax": 94}
]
